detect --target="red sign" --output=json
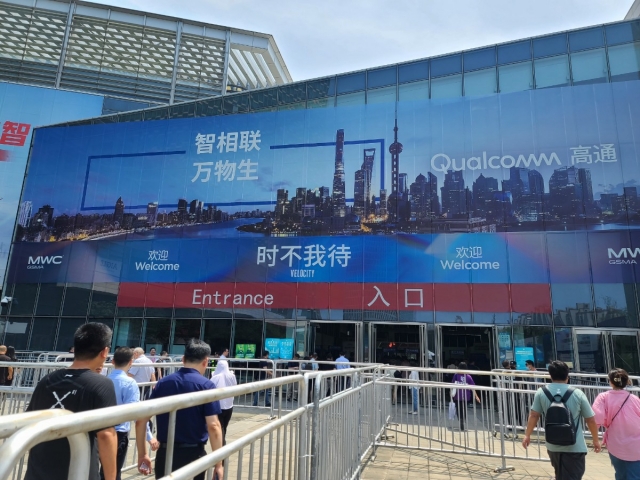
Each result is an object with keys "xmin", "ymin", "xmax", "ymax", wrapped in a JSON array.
[
  {"xmin": 117, "ymin": 282, "xmax": 551, "ymax": 313},
  {"xmin": 0, "ymin": 121, "xmax": 31, "ymax": 147}
]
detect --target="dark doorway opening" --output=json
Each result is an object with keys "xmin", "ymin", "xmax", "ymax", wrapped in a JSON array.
[{"xmin": 441, "ymin": 325, "xmax": 494, "ymax": 387}]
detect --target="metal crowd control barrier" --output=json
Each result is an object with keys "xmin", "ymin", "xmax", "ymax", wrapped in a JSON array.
[{"xmin": 0, "ymin": 374, "xmax": 307, "ymax": 480}]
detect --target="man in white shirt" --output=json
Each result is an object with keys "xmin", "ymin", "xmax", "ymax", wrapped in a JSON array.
[
  {"xmin": 220, "ymin": 348, "xmax": 229, "ymax": 359},
  {"xmin": 335, "ymin": 352, "xmax": 350, "ymax": 392},
  {"xmin": 128, "ymin": 348, "xmax": 156, "ymax": 397}
]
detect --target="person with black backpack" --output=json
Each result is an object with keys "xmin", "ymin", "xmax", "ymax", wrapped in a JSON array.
[{"xmin": 522, "ymin": 360, "xmax": 601, "ymax": 480}]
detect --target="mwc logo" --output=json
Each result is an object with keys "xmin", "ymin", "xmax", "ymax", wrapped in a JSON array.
[
  {"xmin": 607, "ymin": 248, "xmax": 640, "ymax": 265},
  {"xmin": 27, "ymin": 255, "xmax": 63, "ymax": 269}
]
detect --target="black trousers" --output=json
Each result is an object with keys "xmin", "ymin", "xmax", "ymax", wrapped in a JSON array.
[
  {"xmin": 218, "ymin": 407, "xmax": 233, "ymax": 445},
  {"xmin": 456, "ymin": 398, "xmax": 467, "ymax": 430},
  {"xmin": 547, "ymin": 451, "xmax": 586, "ymax": 480},
  {"xmin": 100, "ymin": 431, "xmax": 128, "ymax": 480},
  {"xmin": 155, "ymin": 445, "xmax": 207, "ymax": 480}
]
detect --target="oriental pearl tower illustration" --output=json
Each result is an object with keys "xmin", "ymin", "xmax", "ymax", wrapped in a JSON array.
[{"xmin": 387, "ymin": 118, "xmax": 403, "ymax": 222}]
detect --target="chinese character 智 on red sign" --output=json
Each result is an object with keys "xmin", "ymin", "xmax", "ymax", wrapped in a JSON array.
[{"xmin": 0, "ymin": 121, "xmax": 31, "ymax": 147}]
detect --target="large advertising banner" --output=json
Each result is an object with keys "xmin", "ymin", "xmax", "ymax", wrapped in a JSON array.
[
  {"xmin": 0, "ymin": 83, "xmax": 104, "ymax": 290},
  {"xmin": 9, "ymin": 81, "xmax": 640, "ymax": 311}
]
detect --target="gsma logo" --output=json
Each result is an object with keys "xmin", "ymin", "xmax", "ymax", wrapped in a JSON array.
[
  {"xmin": 607, "ymin": 248, "xmax": 640, "ymax": 265},
  {"xmin": 27, "ymin": 255, "xmax": 63, "ymax": 269}
]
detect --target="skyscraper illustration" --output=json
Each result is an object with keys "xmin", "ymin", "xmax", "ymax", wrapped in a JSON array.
[
  {"xmin": 387, "ymin": 119, "xmax": 404, "ymax": 221},
  {"xmin": 354, "ymin": 148, "xmax": 375, "ymax": 217},
  {"xmin": 332, "ymin": 129, "xmax": 346, "ymax": 218}
]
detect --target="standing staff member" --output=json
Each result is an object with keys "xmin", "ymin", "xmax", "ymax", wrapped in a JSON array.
[
  {"xmin": 210, "ymin": 360, "xmax": 237, "ymax": 444},
  {"xmin": 136, "ymin": 339, "xmax": 223, "ymax": 480}
]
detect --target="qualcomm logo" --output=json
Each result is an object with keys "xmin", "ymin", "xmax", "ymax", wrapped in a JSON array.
[
  {"xmin": 27, "ymin": 255, "xmax": 63, "ymax": 270},
  {"xmin": 431, "ymin": 151, "xmax": 561, "ymax": 173},
  {"xmin": 440, "ymin": 246, "xmax": 500, "ymax": 270},
  {"xmin": 608, "ymin": 247, "xmax": 640, "ymax": 265},
  {"xmin": 135, "ymin": 250, "xmax": 180, "ymax": 271}
]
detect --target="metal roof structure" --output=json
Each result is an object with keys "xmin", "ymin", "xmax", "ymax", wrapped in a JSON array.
[{"xmin": 0, "ymin": 0, "xmax": 292, "ymax": 104}]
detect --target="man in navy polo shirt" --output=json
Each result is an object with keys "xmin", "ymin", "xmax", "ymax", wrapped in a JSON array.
[{"xmin": 135, "ymin": 339, "xmax": 223, "ymax": 480}]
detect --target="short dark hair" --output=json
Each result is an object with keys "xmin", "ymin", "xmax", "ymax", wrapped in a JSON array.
[
  {"xmin": 263, "ymin": 350, "xmax": 269, "ymax": 357},
  {"xmin": 458, "ymin": 362, "xmax": 468, "ymax": 369},
  {"xmin": 609, "ymin": 368, "xmax": 629, "ymax": 389},
  {"xmin": 74, "ymin": 323, "xmax": 112, "ymax": 360},
  {"xmin": 183, "ymin": 339, "xmax": 211, "ymax": 363},
  {"xmin": 113, "ymin": 347, "xmax": 134, "ymax": 367},
  {"xmin": 548, "ymin": 360, "xmax": 570, "ymax": 381},
  {"xmin": 502, "ymin": 360, "xmax": 510, "ymax": 368},
  {"xmin": 525, "ymin": 360, "xmax": 534, "ymax": 367}
]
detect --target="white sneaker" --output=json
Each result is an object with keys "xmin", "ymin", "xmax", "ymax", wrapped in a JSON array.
[{"xmin": 411, "ymin": 411, "xmax": 418, "ymax": 415}]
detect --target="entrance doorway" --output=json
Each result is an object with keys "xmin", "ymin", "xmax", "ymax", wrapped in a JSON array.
[
  {"xmin": 575, "ymin": 329, "xmax": 640, "ymax": 375},
  {"xmin": 308, "ymin": 322, "xmax": 362, "ymax": 362},
  {"xmin": 437, "ymin": 325, "xmax": 495, "ymax": 387},
  {"xmin": 369, "ymin": 323, "xmax": 427, "ymax": 366}
]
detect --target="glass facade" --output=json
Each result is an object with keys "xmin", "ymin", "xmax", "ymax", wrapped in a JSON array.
[{"xmin": 6, "ymin": 19, "xmax": 640, "ymax": 371}]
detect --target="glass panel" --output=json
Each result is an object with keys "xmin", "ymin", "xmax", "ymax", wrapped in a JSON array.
[
  {"xmin": 569, "ymin": 27, "xmax": 604, "ymax": 52},
  {"xmin": 310, "ymin": 322, "xmax": 356, "ymax": 360},
  {"xmin": 278, "ymin": 84, "xmax": 306, "ymax": 104},
  {"xmin": 306, "ymin": 77, "xmax": 336, "ymax": 99},
  {"xmin": 62, "ymin": 283, "xmax": 91, "ymax": 316},
  {"xmin": 143, "ymin": 108, "xmax": 169, "ymax": 121},
  {"xmin": 398, "ymin": 60, "xmax": 428, "ymax": 84},
  {"xmin": 335, "ymin": 91, "xmax": 365, "ymax": 106},
  {"xmin": 35, "ymin": 284, "xmax": 64, "ymax": 316},
  {"xmin": 594, "ymin": 284, "xmax": 639, "ymax": 328},
  {"xmin": 144, "ymin": 318, "xmax": 171, "ymax": 353},
  {"xmin": 89, "ymin": 283, "xmax": 118, "ymax": 318},
  {"xmin": 278, "ymin": 102, "xmax": 305, "ymax": 111},
  {"xmin": 113, "ymin": 318, "xmax": 143, "ymax": 349},
  {"xmin": 250, "ymin": 89, "xmax": 277, "ymax": 110},
  {"xmin": 464, "ymin": 68, "xmax": 497, "ymax": 96},
  {"xmin": 195, "ymin": 98, "xmax": 222, "ymax": 117},
  {"xmin": 431, "ymin": 54, "xmax": 461, "ymax": 77},
  {"xmin": 533, "ymin": 34, "xmax": 567, "ymax": 58},
  {"xmin": 203, "ymin": 318, "xmax": 232, "ymax": 356},
  {"xmin": 398, "ymin": 80, "xmax": 429, "ymax": 101},
  {"xmin": 605, "ymin": 20, "xmax": 640, "ymax": 46},
  {"xmin": 552, "ymin": 284, "xmax": 595, "ymax": 326},
  {"xmin": 611, "ymin": 334, "xmax": 640, "ymax": 375},
  {"xmin": 4, "ymin": 318, "xmax": 31, "ymax": 350},
  {"xmin": 430, "ymin": 74, "xmax": 462, "ymax": 99},
  {"xmin": 9, "ymin": 284, "xmax": 37, "ymax": 316},
  {"xmin": 498, "ymin": 40, "xmax": 531, "ymax": 65},
  {"xmin": 172, "ymin": 319, "xmax": 201, "ymax": 354},
  {"xmin": 336, "ymin": 72, "xmax": 365, "ymax": 94},
  {"xmin": 367, "ymin": 86, "xmax": 396, "ymax": 104},
  {"xmin": 570, "ymin": 48, "xmax": 608, "ymax": 85},
  {"xmin": 496, "ymin": 326, "xmax": 512, "ymax": 366},
  {"xmin": 367, "ymin": 66, "xmax": 396, "ymax": 88},
  {"xmin": 307, "ymin": 98, "xmax": 334, "ymax": 109},
  {"xmin": 264, "ymin": 320, "xmax": 295, "ymax": 356},
  {"xmin": 169, "ymin": 103, "xmax": 195, "ymax": 119},
  {"xmin": 464, "ymin": 47, "xmax": 496, "ymax": 72},
  {"xmin": 512, "ymin": 326, "xmax": 554, "ymax": 369},
  {"xmin": 56, "ymin": 318, "xmax": 86, "ymax": 352},
  {"xmin": 534, "ymin": 55, "xmax": 570, "ymax": 88},
  {"xmin": 233, "ymin": 319, "xmax": 263, "ymax": 357},
  {"xmin": 498, "ymin": 61, "xmax": 532, "ymax": 93},
  {"xmin": 555, "ymin": 327, "xmax": 574, "ymax": 367},
  {"xmin": 576, "ymin": 332, "xmax": 607, "ymax": 373},
  {"xmin": 29, "ymin": 317, "xmax": 58, "ymax": 351},
  {"xmin": 223, "ymin": 94, "xmax": 249, "ymax": 114},
  {"xmin": 608, "ymin": 42, "xmax": 640, "ymax": 82},
  {"xmin": 372, "ymin": 324, "xmax": 422, "ymax": 363}
]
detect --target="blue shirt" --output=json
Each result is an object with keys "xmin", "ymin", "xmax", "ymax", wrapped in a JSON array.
[
  {"xmin": 150, "ymin": 367, "xmax": 222, "ymax": 444},
  {"xmin": 336, "ymin": 356, "xmax": 350, "ymax": 369},
  {"xmin": 107, "ymin": 369, "xmax": 140, "ymax": 433}
]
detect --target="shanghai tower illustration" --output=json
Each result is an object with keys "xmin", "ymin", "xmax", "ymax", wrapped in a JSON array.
[{"xmin": 332, "ymin": 129, "xmax": 346, "ymax": 218}]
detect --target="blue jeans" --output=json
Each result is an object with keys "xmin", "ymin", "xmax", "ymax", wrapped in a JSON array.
[
  {"xmin": 412, "ymin": 387, "xmax": 419, "ymax": 412},
  {"xmin": 253, "ymin": 388, "xmax": 271, "ymax": 406},
  {"xmin": 610, "ymin": 453, "xmax": 640, "ymax": 480}
]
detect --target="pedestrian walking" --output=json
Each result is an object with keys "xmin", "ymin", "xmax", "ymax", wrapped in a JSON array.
[
  {"xmin": 451, "ymin": 363, "xmax": 481, "ymax": 431},
  {"xmin": 252, "ymin": 351, "xmax": 272, "ymax": 407},
  {"xmin": 286, "ymin": 354, "xmax": 300, "ymax": 401},
  {"xmin": 128, "ymin": 347, "xmax": 156, "ymax": 398},
  {"xmin": 210, "ymin": 360, "xmax": 237, "ymax": 445},
  {"xmin": 592, "ymin": 368, "xmax": 640, "ymax": 480},
  {"xmin": 522, "ymin": 360, "xmax": 601, "ymax": 480},
  {"xmin": 24, "ymin": 323, "xmax": 118, "ymax": 480},
  {"xmin": 136, "ymin": 339, "xmax": 224, "ymax": 480},
  {"xmin": 0, "ymin": 345, "xmax": 13, "ymax": 387},
  {"xmin": 409, "ymin": 362, "xmax": 420, "ymax": 415},
  {"xmin": 3, "ymin": 346, "xmax": 16, "ymax": 385},
  {"xmin": 101, "ymin": 347, "xmax": 159, "ymax": 480},
  {"xmin": 336, "ymin": 352, "xmax": 350, "ymax": 391}
]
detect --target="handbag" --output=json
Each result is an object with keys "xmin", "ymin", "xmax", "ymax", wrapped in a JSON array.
[
  {"xmin": 603, "ymin": 393, "xmax": 631, "ymax": 446},
  {"xmin": 448, "ymin": 401, "xmax": 457, "ymax": 420}
]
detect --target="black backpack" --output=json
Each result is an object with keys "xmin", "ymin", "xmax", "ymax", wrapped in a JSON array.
[{"xmin": 542, "ymin": 386, "xmax": 577, "ymax": 446}]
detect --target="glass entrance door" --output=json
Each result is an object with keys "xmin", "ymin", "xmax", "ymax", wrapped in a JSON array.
[
  {"xmin": 308, "ymin": 322, "xmax": 362, "ymax": 362},
  {"xmin": 369, "ymin": 323, "xmax": 427, "ymax": 366},
  {"xmin": 574, "ymin": 329, "xmax": 640, "ymax": 375}
]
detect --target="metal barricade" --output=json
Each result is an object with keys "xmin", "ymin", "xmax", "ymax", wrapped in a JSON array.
[{"xmin": 0, "ymin": 374, "xmax": 307, "ymax": 480}]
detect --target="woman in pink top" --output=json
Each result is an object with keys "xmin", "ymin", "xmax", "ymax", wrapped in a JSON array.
[{"xmin": 592, "ymin": 368, "xmax": 640, "ymax": 480}]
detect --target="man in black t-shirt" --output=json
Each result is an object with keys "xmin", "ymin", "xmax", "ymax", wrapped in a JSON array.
[
  {"xmin": 0, "ymin": 345, "xmax": 13, "ymax": 384},
  {"xmin": 25, "ymin": 323, "xmax": 118, "ymax": 480}
]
